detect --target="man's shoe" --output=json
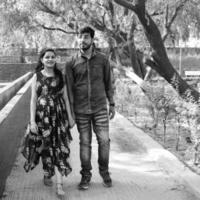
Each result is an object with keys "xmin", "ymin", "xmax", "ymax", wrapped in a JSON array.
[
  {"xmin": 78, "ymin": 176, "xmax": 91, "ymax": 190},
  {"xmin": 56, "ymin": 183, "xmax": 65, "ymax": 197},
  {"xmin": 43, "ymin": 175, "xmax": 53, "ymax": 186},
  {"xmin": 102, "ymin": 173, "xmax": 112, "ymax": 187}
]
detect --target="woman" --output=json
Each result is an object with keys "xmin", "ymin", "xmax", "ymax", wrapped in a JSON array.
[{"xmin": 22, "ymin": 48, "xmax": 74, "ymax": 197}]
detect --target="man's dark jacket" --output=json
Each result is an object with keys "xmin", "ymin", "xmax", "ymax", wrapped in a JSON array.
[{"xmin": 64, "ymin": 49, "xmax": 115, "ymax": 115}]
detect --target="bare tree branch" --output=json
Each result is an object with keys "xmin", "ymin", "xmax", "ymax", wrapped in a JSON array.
[
  {"xmin": 36, "ymin": 0, "xmax": 77, "ymax": 30},
  {"xmin": 128, "ymin": 17, "xmax": 144, "ymax": 78},
  {"xmin": 114, "ymin": 0, "xmax": 136, "ymax": 11},
  {"xmin": 34, "ymin": 0, "xmax": 77, "ymax": 31},
  {"xmin": 108, "ymin": 0, "xmax": 115, "ymax": 17},
  {"xmin": 150, "ymin": 10, "xmax": 164, "ymax": 17},
  {"xmin": 76, "ymin": 2, "xmax": 106, "ymax": 31},
  {"xmin": 35, "ymin": 22, "xmax": 77, "ymax": 35},
  {"xmin": 162, "ymin": 0, "xmax": 190, "ymax": 42},
  {"xmin": 37, "ymin": 0, "xmax": 60, "ymax": 17}
]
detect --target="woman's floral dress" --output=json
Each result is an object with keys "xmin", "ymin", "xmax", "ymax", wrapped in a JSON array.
[{"xmin": 22, "ymin": 71, "xmax": 72, "ymax": 177}]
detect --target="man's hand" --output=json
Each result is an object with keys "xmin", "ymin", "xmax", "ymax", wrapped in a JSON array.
[{"xmin": 109, "ymin": 105, "xmax": 115, "ymax": 120}]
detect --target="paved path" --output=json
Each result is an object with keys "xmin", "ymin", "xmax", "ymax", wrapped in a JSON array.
[
  {"xmin": 1, "ymin": 121, "xmax": 200, "ymax": 199},
  {"xmin": 1, "ymin": 83, "xmax": 200, "ymax": 199}
]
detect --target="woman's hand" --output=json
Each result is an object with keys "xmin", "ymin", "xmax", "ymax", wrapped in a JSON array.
[{"xmin": 30, "ymin": 121, "xmax": 38, "ymax": 133}]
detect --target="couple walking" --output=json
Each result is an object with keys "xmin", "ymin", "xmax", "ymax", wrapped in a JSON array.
[{"xmin": 22, "ymin": 26, "xmax": 115, "ymax": 197}]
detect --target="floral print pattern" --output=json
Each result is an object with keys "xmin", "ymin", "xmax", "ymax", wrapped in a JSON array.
[{"xmin": 22, "ymin": 71, "xmax": 72, "ymax": 177}]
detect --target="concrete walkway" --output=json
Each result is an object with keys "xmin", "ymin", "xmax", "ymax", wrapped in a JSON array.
[{"xmin": 1, "ymin": 83, "xmax": 200, "ymax": 199}]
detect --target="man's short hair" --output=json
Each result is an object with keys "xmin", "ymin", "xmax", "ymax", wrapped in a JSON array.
[{"xmin": 79, "ymin": 26, "xmax": 95, "ymax": 38}]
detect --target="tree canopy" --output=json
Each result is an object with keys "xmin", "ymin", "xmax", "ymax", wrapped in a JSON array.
[
  {"xmin": 1, "ymin": 0, "xmax": 200, "ymax": 103},
  {"xmin": 1, "ymin": 0, "xmax": 199, "ymax": 49}
]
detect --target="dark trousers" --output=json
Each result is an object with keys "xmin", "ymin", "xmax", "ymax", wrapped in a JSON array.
[{"xmin": 76, "ymin": 108, "xmax": 110, "ymax": 178}]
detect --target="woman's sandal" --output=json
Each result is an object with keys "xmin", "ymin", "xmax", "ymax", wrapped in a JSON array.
[
  {"xmin": 56, "ymin": 183, "xmax": 65, "ymax": 198},
  {"xmin": 43, "ymin": 175, "xmax": 53, "ymax": 186}
]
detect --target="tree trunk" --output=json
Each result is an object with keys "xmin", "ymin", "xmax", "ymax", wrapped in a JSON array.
[
  {"xmin": 136, "ymin": 9, "xmax": 200, "ymax": 102},
  {"xmin": 128, "ymin": 18, "xmax": 145, "ymax": 78}
]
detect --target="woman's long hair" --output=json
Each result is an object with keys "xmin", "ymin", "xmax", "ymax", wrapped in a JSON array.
[{"xmin": 35, "ymin": 48, "xmax": 63, "ymax": 90}]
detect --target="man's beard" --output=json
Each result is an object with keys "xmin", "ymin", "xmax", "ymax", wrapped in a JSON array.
[{"xmin": 81, "ymin": 42, "xmax": 92, "ymax": 51}]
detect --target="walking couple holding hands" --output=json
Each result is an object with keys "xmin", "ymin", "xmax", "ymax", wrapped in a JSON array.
[{"xmin": 22, "ymin": 26, "xmax": 115, "ymax": 198}]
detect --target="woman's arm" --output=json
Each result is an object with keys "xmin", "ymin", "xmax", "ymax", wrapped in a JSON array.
[{"xmin": 30, "ymin": 74, "xmax": 38, "ymax": 133}]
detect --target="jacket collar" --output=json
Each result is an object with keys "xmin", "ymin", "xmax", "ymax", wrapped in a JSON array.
[
  {"xmin": 73, "ymin": 45, "xmax": 97, "ymax": 66},
  {"xmin": 78, "ymin": 44, "xmax": 97, "ymax": 60}
]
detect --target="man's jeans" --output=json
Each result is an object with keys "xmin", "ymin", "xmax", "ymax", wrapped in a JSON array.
[{"xmin": 76, "ymin": 108, "xmax": 110, "ymax": 178}]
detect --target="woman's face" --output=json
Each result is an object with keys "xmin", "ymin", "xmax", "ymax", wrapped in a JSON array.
[{"xmin": 41, "ymin": 51, "xmax": 56, "ymax": 68}]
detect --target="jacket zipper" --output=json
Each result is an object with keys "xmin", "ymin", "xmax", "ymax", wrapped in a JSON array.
[{"xmin": 86, "ymin": 59, "xmax": 91, "ymax": 112}]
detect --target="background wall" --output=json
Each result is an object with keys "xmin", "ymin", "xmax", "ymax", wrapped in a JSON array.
[{"xmin": 0, "ymin": 64, "xmax": 35, "ymax": 82}]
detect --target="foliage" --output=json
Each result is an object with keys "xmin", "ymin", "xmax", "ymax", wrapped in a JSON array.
[
  {"xmin": 115, "ymin": 74, "xmax": 200, "ymax": 168},
  {"xmin": 146, "ymin": 0, "xmax": 200, "ymax": 44},
  {"xmin": 0, "ymin": 0, "xmax": 197, "ymax": 50}
]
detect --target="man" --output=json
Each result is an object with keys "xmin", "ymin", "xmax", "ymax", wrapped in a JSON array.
[{"xmin": 65, "ymin": 26, "xmax": 115, "ymax": 190}]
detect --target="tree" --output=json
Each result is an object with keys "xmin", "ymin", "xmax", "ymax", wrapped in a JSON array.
[
  {"xmin": 1, "ymin": 0, "xmax": 200, "ymax": 93},
  {"xmin": 0, "ymin": 0, "xmax": 77, "ymax": 49},
  {"xmin": 30, "ymin": 0, "xmax": 199, "ymax": 79},
  {"xmin": 0, "ymin": 0, "xmax": 189, "ymax": 76},
  {"xmin": 113, "ymin": 0, "xmax": 200, "ymax": 103}
]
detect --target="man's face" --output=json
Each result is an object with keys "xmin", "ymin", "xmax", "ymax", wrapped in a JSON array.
[{"xmin": 79, "ymin": 32, "xmax": 93, "ymax": 51}]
